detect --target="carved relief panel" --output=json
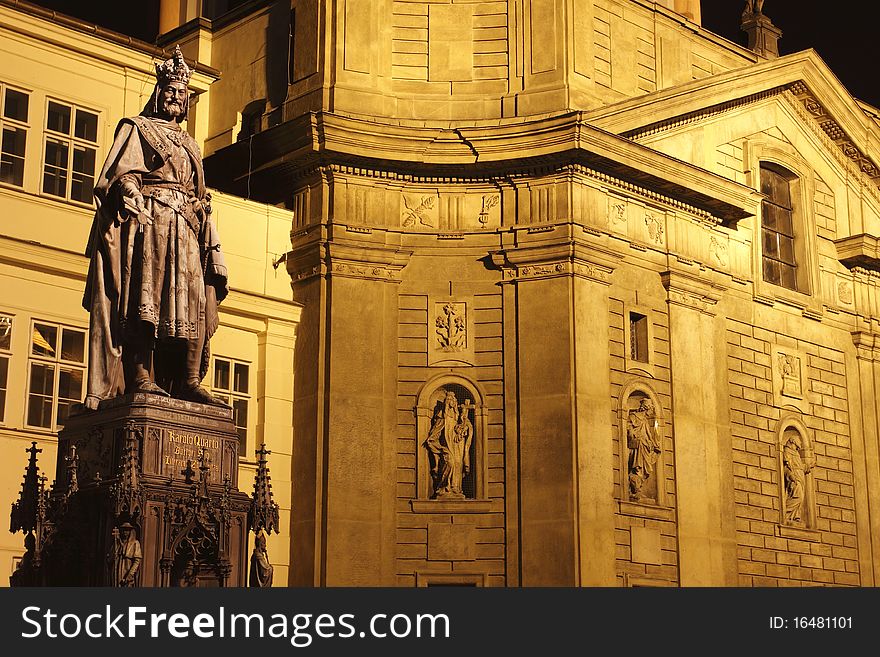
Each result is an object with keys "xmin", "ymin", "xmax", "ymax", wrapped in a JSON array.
[
  {"xmin": 398, "ymin": 190, "xmax": 501, "ymax": 231},
  {"xmin": 771, "ymin": 345, "xmax": 809, "ymax": 413},
  {"xmin": 428, "ymin": 296, "xmax": 476, "ymax": 366}
]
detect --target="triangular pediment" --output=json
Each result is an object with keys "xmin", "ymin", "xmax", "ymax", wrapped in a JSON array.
[{"xmin": 586, "ymin": 50, "xmax": 880, "ymax": 187}]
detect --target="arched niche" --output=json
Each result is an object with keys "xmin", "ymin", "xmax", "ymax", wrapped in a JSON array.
[
  {"xmin": 777, "ymin": 414, "xmax": 816, "ymax": 529},
  {"xmin": 618, "ymin": 379, "xmax": 667, "ymax": 507},
  {"xmin": 415, "ymin": 374, "xmax": 488, "ymax": 502}
]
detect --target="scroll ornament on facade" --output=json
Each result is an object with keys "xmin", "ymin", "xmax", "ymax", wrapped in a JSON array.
[
  {"xmin": 423, "ymin": 390, "xmax": 473, "ymax": 499},
  {"xmin": 627, "ymin": 398, "xmax": 661, "ymax": 502}
]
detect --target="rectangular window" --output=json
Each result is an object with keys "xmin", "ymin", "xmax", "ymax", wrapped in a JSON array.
[
  {"xmin": 760, "ymin": 165, "xmax": 798, "ymax": 292},
  {"xmin": 629, "ymin": 312, "xmax": 649, "ymax": 364},
  {"xmin": 42, "ymin": 99, "xmax": 99, "ymax": 205},
  {"xmin": 211, "ymin": 356, "xmax": 250, "ymax": 457},
  {"xmin": 0, "ymin": 313, "xmax": 12, "ymax": 424},
  {"xmin": 26, "ymin": 320, "xmax": 86, "ymax": 430},
  {"xmin": 0, "ymin": 83, "xmax": 29, "ymax": 187}
]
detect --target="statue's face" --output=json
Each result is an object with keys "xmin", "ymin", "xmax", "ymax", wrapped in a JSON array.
[{"xmin": 159, "ymin": 81, "xmax": 188, "ymax": 119}]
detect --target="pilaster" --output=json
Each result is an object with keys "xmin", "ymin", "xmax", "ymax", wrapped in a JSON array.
[
  {"xmin": 662, "ymin": 268, "xmax": 737, "ymax": 585},
  {"xmin": 287, "ymin": 229, "xmax": 411, "ymax": 585},
  {"xmin": 498, "ymin": 224, "xmax": 617, "ymax": 585}
]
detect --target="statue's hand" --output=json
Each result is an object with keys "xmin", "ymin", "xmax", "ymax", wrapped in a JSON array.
[{"xmin": 120, "ymin": 179, "xmax": 145, "ymax": 216}]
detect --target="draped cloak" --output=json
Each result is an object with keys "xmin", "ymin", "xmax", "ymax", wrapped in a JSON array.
[{"xmin": 82, "ymin": 116, "xmax": 228, "ymax": 403}]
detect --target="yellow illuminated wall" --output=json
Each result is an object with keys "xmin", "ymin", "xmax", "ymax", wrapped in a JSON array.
[{"xmin": 0, "ymin": 3, "xmax": 300, "ymax": 585}]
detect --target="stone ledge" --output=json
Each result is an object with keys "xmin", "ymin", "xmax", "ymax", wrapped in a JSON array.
[
  {"xmin": 775, "ymin": 523, "xmax": 822, "ymax": 542},
  {"xmin": 617, "ymin": 500, "xmax": 676, "ymax": 521},
  {"xmin": 410, "ymin": 499, "xmax": 494, "ymax": 514}
]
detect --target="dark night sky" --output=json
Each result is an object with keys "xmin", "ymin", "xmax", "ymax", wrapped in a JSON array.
[{"xmin": 27, "ymin": 1, "xmax": 879, "ymax": 107}]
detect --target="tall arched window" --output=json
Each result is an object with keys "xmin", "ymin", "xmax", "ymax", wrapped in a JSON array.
[{"xmin": 760, "ymin": 163, "xmax": 799, "ymax": 291}]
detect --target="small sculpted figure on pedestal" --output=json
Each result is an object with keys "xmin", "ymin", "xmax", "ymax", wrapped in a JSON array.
[{"xmin": 82, "ymin": 45, "xmax": 228, "ymax": 408}]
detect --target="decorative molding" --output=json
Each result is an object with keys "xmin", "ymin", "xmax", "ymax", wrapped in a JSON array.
[
  {"xmin": 410, "ymin": 499, "xmax": 493, "ymax": 514},
  {"xmin": 661, "ymin": 270, "xmax": 723, "ymax": 315},
  {"xmin": 622, "ymin": 86, "xmax": 788, "ymax": 141},
  {"xmin": 330, "ymin": 262, "xmax": 400, "ymax": 281}
]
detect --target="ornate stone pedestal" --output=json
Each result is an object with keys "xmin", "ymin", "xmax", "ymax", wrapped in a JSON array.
[{"xmin": 12, "ymin": 393, "xmax": 252, "ymax": 586}]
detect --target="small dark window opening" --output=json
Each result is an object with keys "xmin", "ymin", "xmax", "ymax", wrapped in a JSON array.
[
  {"xmin": 760, "ymin": 164, "xmax": 799, "ymax": 292},
  {"xmin": 237, "ymin": 99, "xmax": 266, "ymax": 142},
  {"xmin": 629, "ymin": 312, "xmax": 649, "ymax": 364}
]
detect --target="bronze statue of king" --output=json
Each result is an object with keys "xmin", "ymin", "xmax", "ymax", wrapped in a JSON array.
[{"xmin": 82, "ymin": 46, "xmax": 227, "ymax": 409}]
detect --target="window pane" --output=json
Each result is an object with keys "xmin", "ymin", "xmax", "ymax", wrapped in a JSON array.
[
  {"xmin": 214, "ymin": 359, "xmax": 230, "ymax": 390},
  {"xmin": 43, "ymin": 139, "xmax": 69, "ymax": 197},
  {"xmin": 56, "ymin": 367, "xmax": 84, "ymax": 425},
  {"xmin": 762, "ymin": 258, "xmax": 780, "ymax": 285},
  {"xmin": 4, "ymin": 88, "xmax": 29, "ymax": 122},
  {"xmin": 0, "ymin": 315, "xmax": 11, "ymax": 350},
  {"xmin": 1, "ymin": 126, "xmax": 26, "ymax": 186},
  {"xmin": 760, "ymin": 166, "xmax": 791, "ymax": 208},
  {"xmin": 27, "ymin": 362, "xmax": 54, "ymax": 428},
  {"xmin": 233, "ymin": 397, "xmax": 248, "ymax": 429},
  {"xmin": 0, "ymin": 355, "xmax": 8, "ymax": 423},
  {"xmin": 32, "ymin": 323, "xmax": 57, "ymax": 357},
  {"xmin": 776, "ymin": 208, "xmax": 793, "ymax": 237},
  {"xmin": 780, "ymin": 264, "xmax": 798, "ymax": 292},
  {"xmin": 61, "ymin": 328, "xmax": 85, "ymax": 363},
  {"xmin": 71, "ymin": 146, "xmax": 96, "ymax": 203},
  {"xmin": 74, "ymin": 109, "xmax": 98, "ymax": 142},
  {"xmin": 779, "ymin": 235, "xmax": 796, "ymax": 266},
  {"xmin": 233, "ymin": 362, "xmax": 249, "ymax": 393},
  {"xmin": 762, "ymin": 229, "xmax": 779, "ymax": 258},
  {"xmin": 761, "ymin": 202, "xmax": 777, "ymax": 231},
  {"xmin": 233, "ymin": 398, "xmax": 248, "ymax": 455},
  {"xmin": 47, "ymin": 101, "xmax": 71, "ymax": 134}
]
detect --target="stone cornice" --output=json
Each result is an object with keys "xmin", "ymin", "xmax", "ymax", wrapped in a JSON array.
[
  {"xmin": 492, "ymin": 224, "xmax": 618, "ymax": 285},
  {"xmin": 205, "ymin": 111, "xmax": 754, "ymax": 224},
  {"xmin": 287, "ymin": 232, "xmax": 413, "ymax": 284},
  {"xmin": 835, "ymin": 234, "xmax": 880, "ymax": 272},
  {"xmin": 852, "ymin": 330, "xmax": 880, "ymax": 362},
  {"xmin": 661, "ymin": 269, "xmax": 725, "ymax": 316}
]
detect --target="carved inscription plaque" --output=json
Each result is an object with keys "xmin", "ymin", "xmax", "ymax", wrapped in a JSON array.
[{"xmin": 162, "ymin": 429, "xmax": 222, "ymax": 483}]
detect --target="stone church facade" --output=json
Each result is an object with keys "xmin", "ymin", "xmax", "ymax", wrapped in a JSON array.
[{"xmin": 2, "ymin": 0, "xmax": 879, "ymax": 586}]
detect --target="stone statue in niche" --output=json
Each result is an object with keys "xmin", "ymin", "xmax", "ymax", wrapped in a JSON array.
[
  {"xmin": 783, "ymin": 430, "xmax": 815, "ymax": 525},
  {"xmin": 435, "ymin": 302, "xmax": 466, "ymax": 352},
  {"xmin": 110, "ymin": 522, "xmax": 142, "ymax": 587},
  {"xmin": 423, "ymin": 390, "xmax": 473, "ymax": 499},
  {"xmin": 627, "ymin": 398, "xmax": 661, "ymax": 502}
]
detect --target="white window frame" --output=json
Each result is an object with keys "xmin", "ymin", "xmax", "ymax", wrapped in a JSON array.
[
  {"xmin": 40, "ymin": 97, "xmax": 100, "ymax": 207},
  {"xmin": 0, "ymin": 312, "xmax": 13, "ymax": 425},
  {"xmin": 24, "ymin": 319, "xmax": 87, "ymax": 432},
  {"xmin": 210, "ymin": 355, "xmax": 252, "ymax": 459},
  {"xmin": 0, "ymin": 81, "xmax": 30, "ymax": 189}
]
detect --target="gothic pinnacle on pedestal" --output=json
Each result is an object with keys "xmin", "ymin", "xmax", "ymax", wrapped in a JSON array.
[
  {"xmin": 249, "ymin": 443, "xmax": 280, "ymax": 535},
  {"xmin": 10, "ymin": 442, "xmax": 43, "ymax": 535}
]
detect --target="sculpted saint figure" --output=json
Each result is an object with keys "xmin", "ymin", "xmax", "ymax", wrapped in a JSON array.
[
  {"xmin": 424, "ymin": 390, "xmax": 472, "ymax": 499},
  {"xmin": 743, "ymin": 0, "xmax": 764, "ymax": 16},
  {"xmin": 112, "ymin": 523, "xmax": 142, "ymax": 587},
  {"xmin": 627, "ymin": 398, "xmax": 661, "ymax": 501},
  {"xmin": 783, "ymin": 432, "xmax": 815, "ymax": 525},
  {"xmin": 82, "ymin": 46, "xmax": 227, "ymax": 409},
  {"xmin": 249, "ymin": 530, "xmax": 274, "ymax": 588}
]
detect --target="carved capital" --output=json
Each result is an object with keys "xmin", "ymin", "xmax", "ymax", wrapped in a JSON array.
[
  {"xmin": 661, "ymin": 270, "xmax": 724, "ymax": 315},
  {"xmin": 852, "ymin": 331, "xmax": 880, "ymax": 362}
]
